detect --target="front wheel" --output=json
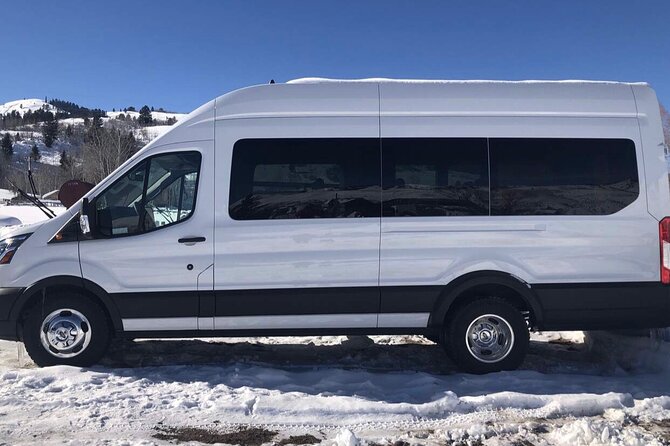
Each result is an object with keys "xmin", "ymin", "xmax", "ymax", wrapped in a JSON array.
[
  {"xmin": 444, "ymin": 298, "xmax": 529, "ymax": 374},
  {"xmin": 22, "ymin": 292, "xmax": 111, "ymax": 367}
]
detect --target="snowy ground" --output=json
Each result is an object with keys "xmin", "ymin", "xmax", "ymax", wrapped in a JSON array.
[
  {"xmin": 0, "ymin": 204, "xmax": 66, "ymax": 227},
  {"xmin": 0, "ymin": 205, "xmax": 669, "ymax": 445},
  {"xmin": 0, "ymin": 332, "xmax": 669, "ymax": 445}
]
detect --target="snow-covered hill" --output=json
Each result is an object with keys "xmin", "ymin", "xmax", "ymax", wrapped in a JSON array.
[
  {"xmin": 0, "ymin": 98, "xmax": 186, "ymax": 123},
  {"xmin": 0, "ymin": 130, "xmax": 71, "ymax": 167},
  {"xmin": 107, "ymin": 109, "xmax": 185, "ymax": 122},
  {"xmin": 0, "ymin": 98, "xmax": 187, "ymax": 167},
  {"xmin": 0, "ymin": 98, "xmax": 58, "ymax": 116}
]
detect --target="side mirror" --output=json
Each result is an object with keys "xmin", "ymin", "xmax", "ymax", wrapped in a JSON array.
[{"xmin": 80, "ymin": 198, "xmax": 91, "ymax": 235}]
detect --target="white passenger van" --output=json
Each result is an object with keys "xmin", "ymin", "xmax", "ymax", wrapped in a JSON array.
[{"xmin": 0, "ymin": 79, "xmax": 668, "ymax": 373}]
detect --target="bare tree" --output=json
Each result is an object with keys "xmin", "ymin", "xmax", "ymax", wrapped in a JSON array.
[
  {"xmin": 82, "ymin": 122, "xmax": 139, "ymax": 184},
  {"xmin": 5, "ymin": 160, "xmax": 68, "ymax": 197},
  {"xmin": 661, "ymin": 104, "xmax": 670, "ymax": 146}
]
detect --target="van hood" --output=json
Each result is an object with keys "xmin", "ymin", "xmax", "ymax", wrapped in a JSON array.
[
  {"xmin": 0, "ymin": 215, "xmax": 21, "ymax": 228},
  {"xmin": 0, "ymin": 220, "xmax": 47, "ymax": 240}
]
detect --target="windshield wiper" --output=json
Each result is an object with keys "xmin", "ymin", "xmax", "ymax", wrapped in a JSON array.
[
  {"xmin": 7, "ymin": 159, "xmax": 57, "ymax": 219},
  {"xmin": 27, "ymin": 158, "xmax": 57, "ymax": 219},
  {"xmin": 7, "ymin": 179, "xmax": 56, "ymax": 219}
]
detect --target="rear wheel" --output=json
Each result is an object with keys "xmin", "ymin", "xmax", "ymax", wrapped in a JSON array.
[
  {"xmin": 22, "ymin": 292, "xmax": 111, "ymax": 367},
  {"xmin": 444, "ymin": 298, "xmax": 528, "ymax": 374}
]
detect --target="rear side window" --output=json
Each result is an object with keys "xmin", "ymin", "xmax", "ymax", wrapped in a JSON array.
[
  {"xmin": 229, "ymin": 139, "xmax": 380, "ymax": 220},
  {"xmin": 382, "ymin": 138, "xmax": 489, "ymax": 217},
  {"xmin": 490, "ymin": 138, "xmax": 639, "ymax": 215}
]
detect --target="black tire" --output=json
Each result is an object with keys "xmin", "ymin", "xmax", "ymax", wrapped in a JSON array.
[
  {"xmin": 444, "ymin": 297, "xmax": 529, "ymax": 374},
  {"xmin": 22, "ymin": 292, "xmax": 111, "ymax": 367}
]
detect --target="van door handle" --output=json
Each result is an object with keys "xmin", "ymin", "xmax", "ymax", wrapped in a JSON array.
[{"xmin": 178, "ymin": 236, "xmax": 206, "ymax": 245}]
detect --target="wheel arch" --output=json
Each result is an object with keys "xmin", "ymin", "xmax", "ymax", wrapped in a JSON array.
[
  {"xmin": 429, "ymin": 271, "xmax": 544, "ymax": 329},
  {"xmin": 10, "ymin": 276, "xmax": 123, "ymax": 337}
]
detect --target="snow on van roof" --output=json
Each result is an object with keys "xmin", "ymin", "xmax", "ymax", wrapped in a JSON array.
[{"xmin": 287, "ymin": 77, "xmax": 649, "ymax": 86}]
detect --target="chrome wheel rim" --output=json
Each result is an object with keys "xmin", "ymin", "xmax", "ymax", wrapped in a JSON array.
[
  {"xmin": 465, "ymin": 314, "xmax": 515, "ymax": 364},
  {"xmin": 39, "ymin": 309, "xmax": 91, "ymax": 358}
]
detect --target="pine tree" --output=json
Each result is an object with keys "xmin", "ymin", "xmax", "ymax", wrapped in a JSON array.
[
  {"xmin": 60, "ymin": 150, "xmax": 71, "ymax": 170},
  {"xmin": 30, "ymin": 144, "xmax": 41, "ymax": 162},
  {"xmin": 138, "ymin": 105, "xmax": 153, "ymax": 126},
  {"xmin": 1, "ymin": 133, "xmax": 13, "ymax": 159},
  {"xmin": 42, "ymin": 120, "xmax": 59, "ymax": 148}
]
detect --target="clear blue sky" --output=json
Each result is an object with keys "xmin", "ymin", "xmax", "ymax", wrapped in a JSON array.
[{"xmin": 2, "ymin": 1, "xmax": 669, "ymax": 112}]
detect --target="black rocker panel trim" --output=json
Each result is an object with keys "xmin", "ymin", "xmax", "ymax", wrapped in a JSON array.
[
  {"xmin": 107, "ymin": 281, "xmax": 670, "ymax": 332},
  {"xmin": 0, "ymin": 288, "xmax": 24, "ymax": 321},
  {"xmin": 0, "ymin": 320, "xmax": 17, "ymax": 340},
  {"xmin": 214, "ymin": 287, "xmax": 380, "ymax": 317},
  {"xmin": 121, "ymin": 327, "xmax": 438, "ymax": 339},
  {"xmin": 111, "ymin": 291, "xmax": 200, "ymax": 318},
  {"xmin": 111, "ymin": 288, "xmax": 381, "ymax": 319},
  {"xmin": 1, "ymin": 280, "xmax": 668, "ymax": 341},
  {"xmin": 380, "ymin": 286, "xmax": 442, "ymax": 313},
  {"xmin": 532, "ymin": 281, "xmax": 670, "ymax": 330}
]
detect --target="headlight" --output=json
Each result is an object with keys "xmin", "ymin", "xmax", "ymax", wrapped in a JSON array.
[{"xmin": 0, "ymin": 233, "xmax": 31, "ymax": 265}]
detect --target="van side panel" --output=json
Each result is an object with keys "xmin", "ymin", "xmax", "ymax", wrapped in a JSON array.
[
  {"xmin": 631, "ymin": 84, "xmax": 670, "ymax": 221},
  {"xmin": 378, "ymin": 115, "xmax": 657, "ymax": 286},
  {"xmin": 380, "ymin": 80, "xmax": 666, "ymax": 329},
  {"xmin": 213, "ymin": 115, "xmax": 383, "ymax": 328},
  {"xmin": 79, "ymin": 141, "xmax": 216, "ymax": 334}
]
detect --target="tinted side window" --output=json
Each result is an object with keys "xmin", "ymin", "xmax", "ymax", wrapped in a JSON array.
[
  {"xmin": 490, "ymin": 138, "xmax": 639, "ymax": 216},
  {"xmin": 382, "ymin": 138, "xmax": 489, "ymax": 217},
  {"xmin": 229, "ymin": 139, "xmax": 380, "ymax": 220}
]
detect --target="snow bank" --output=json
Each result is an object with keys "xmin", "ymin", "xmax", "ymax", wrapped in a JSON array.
[
  {"xmin": 135, "ymin": 124, "xmax": 174, "ymax": 142},
  {"xmin": 287, "ymin": 77, "xmax": 649, "ymax": 86},
  {"xmin": 548, "ymin": 418, "xmax": 664, "ymax": 446},
  {"xmin": 461, "ymin": 391, "xmax": 633, "ymax": 417},
  {"xmin": 0, "ymin": 188, "xmax": 17, "ymax": 203},
  {"xmin": 327, "ymin": 429, "xmax": 359, "ymax": 446},
  {"xmin": 0, "ymin": 204, "xmax": 66, "ymax": 227}
]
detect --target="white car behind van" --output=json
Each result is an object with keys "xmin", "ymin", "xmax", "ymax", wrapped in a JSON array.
[{"xmin": 0, "ymin": 79, "xmax": 667, "ymax": 373}]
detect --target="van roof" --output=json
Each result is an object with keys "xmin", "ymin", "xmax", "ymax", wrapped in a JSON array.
[
  {"xmin": 147, "ymin": 78, "xmax": 653, "ymax": 148},
  {"xmin": 213, "ymin": 78, "xmax": 646, "ymax": 120}
]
